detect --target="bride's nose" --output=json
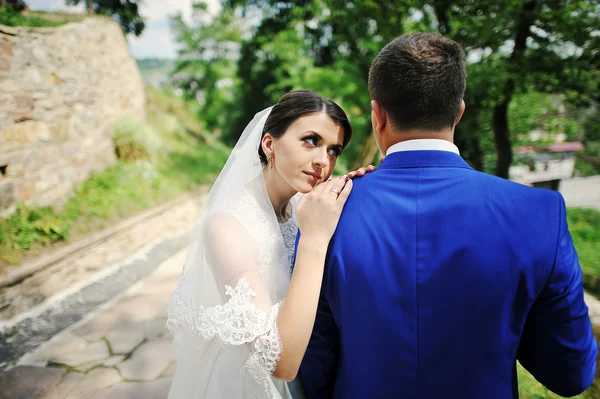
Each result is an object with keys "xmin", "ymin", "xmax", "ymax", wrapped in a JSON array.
[{"xmin": 313, "ymin": 148, "xmax": 329, "ymax": 168}]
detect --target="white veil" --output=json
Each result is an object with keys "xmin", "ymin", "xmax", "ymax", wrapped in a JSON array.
[{"xmin": 166, "ymin": 107, "xmax": 295, "ymax": 399}]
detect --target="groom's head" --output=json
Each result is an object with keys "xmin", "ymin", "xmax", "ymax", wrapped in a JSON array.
[{"xmin": 368, "ymin": 33, "xmax": 467, "ymax": 153}]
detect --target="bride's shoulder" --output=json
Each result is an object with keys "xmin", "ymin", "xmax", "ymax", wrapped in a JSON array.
[{"xmin": 207, "ymin": 191, "xmax": 263, "ymax": 234}]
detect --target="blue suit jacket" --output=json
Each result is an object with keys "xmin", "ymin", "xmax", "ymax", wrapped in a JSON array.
[{"xmin": 298, "ymin": 150, "xmax": 597, "ymax": 399}]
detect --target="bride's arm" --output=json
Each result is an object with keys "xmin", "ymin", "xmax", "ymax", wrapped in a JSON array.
[
  {"xmin": 274, "ymin": 176, "xmax": 352, "ymax": 381},
  {"xmin": 274, "ymin": 234, "xmax": 329, "ymax": 381},
  {"xmin": 206, "ymin": 176, "xmax": 352, "ymax": 383}
]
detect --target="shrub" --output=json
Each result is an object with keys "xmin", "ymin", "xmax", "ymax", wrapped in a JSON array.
[{"xmin": 112, "ymin": 117, "xmax": 162, "ymax": 162}]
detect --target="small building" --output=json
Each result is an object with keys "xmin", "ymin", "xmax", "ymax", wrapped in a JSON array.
[{"xmin": 509, "ymin": 142, "xmax": 584, "ymax": 190}]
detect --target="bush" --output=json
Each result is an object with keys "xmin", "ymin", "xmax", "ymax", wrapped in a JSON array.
[
  {"xmin": 112, "ymin": 117, "xmax": 162, "ymax": 162},
  {"xmin": 0, "ymin": 204, "xmax": 70, "ymax": 260}
]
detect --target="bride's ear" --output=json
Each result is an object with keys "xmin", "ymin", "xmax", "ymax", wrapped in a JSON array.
[{"xmin": 261, "ymin": 133, "xmax": 274, "ymax": 156}]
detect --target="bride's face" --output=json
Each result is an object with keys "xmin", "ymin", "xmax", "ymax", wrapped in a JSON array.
[{"xmin": 270, "ymin": 112, "xmax": 345, "ymax": 194}]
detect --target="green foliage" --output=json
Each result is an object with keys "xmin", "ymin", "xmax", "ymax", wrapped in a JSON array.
[
  {"xmin": 575, "ymin": 141, "xmax": 600, "ymax": 177},
  {"xmin": 170, "ymin": 6, "xmax": 242, "ymax": 138},
  {"xmin": 136, "ymin": 58, "xmax": 173, "ymax": 72},
  {"xmin": 510, "ymin": 93, "xmax": 581, "ymax": 144},
  {"xmin": 567, "ymin": 208, "xmax": 600, "ymax": 302},
  {"xmin": 568, "ymin": 208, "xmax": 600, "ymax": 282},
  {"xmin": 65, "ymin": 0, "xmax": 145, "ymax": 36},
  {"xmin": 175, "ymin": 1, "xmax": 598, "ymax": 175},
  {"xmin": 583, "ymin": 108, "xmax": 600, "ymax": 143},
  {"xmin": 112, "ymin": 117, "xmax": 162, "ymax": 162},
  {"xmin": 0, "ymin": 6, "xmax": 70, "ymax": 27},
  {"xmin": 0, "ymin": 205, "xmax": 71, "ymax": 252}
]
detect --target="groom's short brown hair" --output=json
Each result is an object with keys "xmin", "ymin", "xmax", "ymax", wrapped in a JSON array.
[{"xmin": 368, "ymin": 32, "xmax": 466, "ymax": 131}]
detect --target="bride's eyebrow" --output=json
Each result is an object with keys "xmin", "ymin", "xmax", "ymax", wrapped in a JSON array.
[
  {"xmin": 301, "ymin": 131, "xmax": 343, "ymax": 148},
  {"xmin": 301, "ymin": 131, "xmax": 322, "ymax": 140}
]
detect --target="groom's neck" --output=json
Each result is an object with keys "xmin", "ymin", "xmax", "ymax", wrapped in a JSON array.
[{"xmin": 380, "ymin": 128, "xmax": 455, "ymax": 155}]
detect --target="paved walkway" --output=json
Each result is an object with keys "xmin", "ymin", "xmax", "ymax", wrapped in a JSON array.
[
  {"xmin": 0, "ymin": 251, "xmax": 185, "ymax": 399},
  {"xmin": 4, "ymin": 249, "xmax": 600, "ymax": 398}
]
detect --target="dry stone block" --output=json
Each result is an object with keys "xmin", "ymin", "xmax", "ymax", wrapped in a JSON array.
[
  {"xmin": 65, "ymin": 367, "xmax": 122, "ymax": 399},
  {"xmin": 0, "ymin": 366, "xmax": 66, "ymax": 399},
  {"xmin": 106, "ymin": 327, "xmax": 145, "ymax": 355},
  {"xmin": 39, "ymin": 371, "xmax": 85, "ymax": 399},
  {"xmin": 117, "ymin": 339, "xmax": 173, "ymax": 381},
  {"xmin": 49, "ymin": 340, "xmax": 110, "ymax": 368},
  {"xmin": 93, "ymin": 378, "xmax": 172, "ymax": 399},
  {"xmin": 0, "ymin": 40, "xmax": 13, "ymax": 56},
  {"xmin": 0, "ymin": 179, "xmax": 15, "ymax": 211},
  {"xmin": 0, "ymin": 57, "xmax": 10, "ymax": 71},
  {"xmin": 0, "ymin": 121, "xmax": 49, "ymax": 144}
]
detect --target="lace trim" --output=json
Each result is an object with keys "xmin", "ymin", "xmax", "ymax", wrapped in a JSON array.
[
  {"xmin": 245, "ymin": 302, "xmax": 283, "ymax": 398},
  {"xmin": 166, "ymin": 277, "xmax": 283, "ymax": 398}
]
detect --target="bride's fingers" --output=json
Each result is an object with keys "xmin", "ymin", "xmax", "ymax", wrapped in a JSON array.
[
  {"xmin": 325, "ymin": 176, "xmax": 348, "ymax": 199},
  {"xmin": 336, "ymin": 178, "xmax": 353, "ymax": 206},
  {"xmin": 348, "ymin": 165, "xmax": 376, "ymax": 178}
]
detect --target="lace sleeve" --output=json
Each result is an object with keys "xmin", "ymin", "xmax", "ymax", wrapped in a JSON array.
[{"xmin": 166, "ymin": 211, "xmax": 283, "ymax": 398}]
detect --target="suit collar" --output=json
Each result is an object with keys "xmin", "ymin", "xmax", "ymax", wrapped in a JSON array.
[
  {"xmin": 387, "ymin": 139, "xmax": 460, "ymax": 156},
  {"xmin": 378, "ymin": 150, "xmax": 473, "ymax": 170}
]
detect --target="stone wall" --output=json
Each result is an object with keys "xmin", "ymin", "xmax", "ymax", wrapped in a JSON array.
[{"xmin": 0, "ymin": 17, "xmax": 145, "ymax": 218}]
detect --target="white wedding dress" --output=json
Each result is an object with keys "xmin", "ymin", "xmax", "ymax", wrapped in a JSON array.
[{"xmin": 166, "ymin": 108, "xmax": 305, "ymax": 399}]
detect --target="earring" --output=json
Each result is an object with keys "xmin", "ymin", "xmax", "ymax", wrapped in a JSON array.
[{"xmin": 269, "ymin": 152, "xmax": 274, "ymax": 169}]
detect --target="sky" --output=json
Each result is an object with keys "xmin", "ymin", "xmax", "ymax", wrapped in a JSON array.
[{"xmin": 27, "ymin": 0, "xmax": 220, "ymax": 59}]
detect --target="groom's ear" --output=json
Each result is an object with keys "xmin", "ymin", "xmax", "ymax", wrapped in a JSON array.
[
  {"xmin": 371, "ymin": 100, "xmax": 387, "ymax": 133},
  {"xmin": 454, "ymin": 100, "xmax": 466, "ymax": 126}
]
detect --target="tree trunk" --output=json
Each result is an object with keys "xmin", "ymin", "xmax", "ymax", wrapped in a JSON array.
[
  {"xmin": 455, "ymin": 123, "xmax": 485, "ymax": 171},
  {"xmin": 86, "ymin": 0, "xmax": 94, "ymax": 14},
  {"xmin": 492, "ymin": 0, "xmax": 536, "ymax": 179},
  {"xmin": 493, "ymin": 100, "xmax": 512, "ymax": 178},
  {"xmin": 351, "ymin": 130, "xmax": 380, "ymax": 170}
]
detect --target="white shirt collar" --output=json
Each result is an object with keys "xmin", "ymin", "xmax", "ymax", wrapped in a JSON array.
[{"xmin": 386, "ymin": 139, "xmax": 460, "ymax": 156}]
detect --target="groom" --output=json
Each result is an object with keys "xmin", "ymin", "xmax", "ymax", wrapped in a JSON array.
[{"xmin": 297, "ymin": 33, "xmax": 597, "ymax": 398}]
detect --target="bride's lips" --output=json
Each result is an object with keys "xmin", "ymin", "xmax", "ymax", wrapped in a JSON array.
[{"xmin": 304, "ymin": 171, "xmax": 321, "ymax": 182}]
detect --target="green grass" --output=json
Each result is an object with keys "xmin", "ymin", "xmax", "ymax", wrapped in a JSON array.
[
  {"xmin": 0, "ymin": 7, "xmax": 72, "ymax": 27},
  {"xmin": 0, "ymin": 88, "xmax": 230, "ymax": 266},
  {"xmin": 568, "ymin": 208, "xmax": 600, "ymax": 297},
  {"xmin": 517, "ymin": 363, "xmax": 588, "ymax": 399}
]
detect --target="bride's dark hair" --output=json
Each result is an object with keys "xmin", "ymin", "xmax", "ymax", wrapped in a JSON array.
[{"xmin": 258, "ymin": 90, "xmax": 352, "ymax": 165}]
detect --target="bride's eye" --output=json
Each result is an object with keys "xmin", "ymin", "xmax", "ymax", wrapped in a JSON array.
[
  {"xmin": 328, "ymin": 147, "xmax": 342, "ymax": 157},
  {"xmin": 303, "ymin": 136, "xmax": 318, "ymax": 147}
]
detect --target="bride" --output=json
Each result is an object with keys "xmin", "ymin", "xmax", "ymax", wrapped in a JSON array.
[{"xmin": 166, "ymin": 89, "xmax": 372, "ymax": 398}]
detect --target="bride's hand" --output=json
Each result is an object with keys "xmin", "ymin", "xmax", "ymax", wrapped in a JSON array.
[
  {"xmin": 346, "ymin": 164, "xmax": 376, "ymax": 179},
  {"xmin": 296, "ymin": 176, "xmax": 353, "ymax": 243}
]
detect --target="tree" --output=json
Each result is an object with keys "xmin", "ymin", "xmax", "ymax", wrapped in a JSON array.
[
  {"xmin": 65, "ymin": 0, "xmax": 145, "ymax": 36},
  {"xmin": 1, "ymin": 0, "xmax": 27, "ymax": 11},
  {"xmin": 222, "ymin": 0, "xmax": 419, "ymax": 167},
  {"xmin": 423, "ymin": 0, "xmax": 600, "ymax": 178},
  {"xmin": 170, "ymin": 3, "xmax": 242, "ymax": 136},
  {"xmin": 184, "ymin": 0, "xmax": 598, "ymax": 176}
]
